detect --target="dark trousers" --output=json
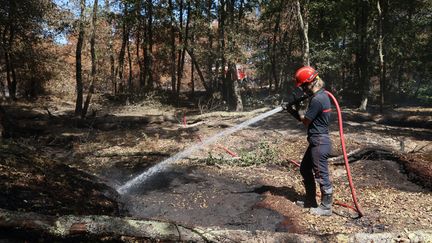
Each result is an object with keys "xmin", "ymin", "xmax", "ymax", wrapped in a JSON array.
[{"xmin": 300, "ymin": 134, "xmax": 332, "ymax": 193}]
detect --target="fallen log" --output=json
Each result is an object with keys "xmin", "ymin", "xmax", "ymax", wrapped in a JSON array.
[
  {"xmin": 0, "ymin": 208, "xmax": 315, "ymax": 242},
  {"xmin": 329, "ymin": 146, "xmax": 398, "ymax": 165},
  {"xmin": 1, "ymin": 209, "xmax": 432, "ymax": 242},
  {"xmin": 328, "ymin": 146, "xmax": 432, "ymax": 190}
]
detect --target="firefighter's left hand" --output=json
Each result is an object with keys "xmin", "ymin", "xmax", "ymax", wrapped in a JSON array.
[{"xmin": 285, "ymin": 105, "xmax": 301, "ymax": 121}]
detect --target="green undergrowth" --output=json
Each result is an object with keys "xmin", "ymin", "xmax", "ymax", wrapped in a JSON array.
[{"xmin": 202, "ymin": 142, "xmax": 280, "ymax": 167}]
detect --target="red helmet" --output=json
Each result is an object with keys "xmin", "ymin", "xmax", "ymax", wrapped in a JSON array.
[{"xmin": 294, "ymin": 66, "xmax": 318, "ymax": 87}]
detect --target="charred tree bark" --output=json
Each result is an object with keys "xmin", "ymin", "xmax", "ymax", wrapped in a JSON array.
[
  {"xmin": 3, "ymin": 51, "xmax": 13, "ymax": 99},
  {"xmin": 7, "ymin": 28, "xmax": 17, "ymax": 100},
  {"xmin": 104, "ymin": 0, "xmax": 116, "ymax": 95},
  {"xmin": 296, "ymin": 0, "xmax": 310, "ymax": 66},
  {"xmin": 0, "ymin": 104, "xmax": 13, "ymax": 138},
  {"xmin": 177, "ymin": 1, "xmax": 191, "ymax": 96},
  {"xmin": 2, "ymin": 1, "xmax": 17, "ymax": 100},
  {"xmin": 1, "ymin": 208, "xmax": 431, "ymax": 242},
  {"xmin": 218, "ymin": 0, "xmax": 227, "ymax": 100},
  {"xmin": 186, "ymin": 49, "xmax": 210, "ymax": 91},
  {"xmin": 135, "ymin": 1, "xmax": 144, "ymax": 90},
  {"xmin": 177, "ymin": 0, "xmax": 183, "ymax": 92},
  {"xmin": 75, "ymin": 0, "xmax": 86, "ymax": 115},
  {"xmin": 0, "ymin": 209, "xmax": 214, "ymax": 241},
  {"xmin": 127, "ymin": 32, "xmax": 133, "ymax": 93},
  {"xmin": 226, "ymin": 0, "xmax": 242, "ymax": 111},
  {"xmin": 117, "ymin": 4, "xmax": 128, "ymax": 93},
  {"xmin": 82, "ymin": 0, "xmax": 99, "ymax": 118},
  {"xmin": 357, "ymin": 0, "xmax": 370, "ymax": 111},
  {"xmin": 229, "ymin": 63, "xmax": 243, "ymax": 111},
  {"xmin": 144, "ymin": 0, "xmax": 154, "ymax": 89},
  {"xmin": 104, "ymin": 2, "xmax": 116, "ymax": 95},
  {"xmin": 1, "ymin": 26, "xmax": 10, "ymax": 99},
  {"xmin": 190, "ymin": 34, "xmax": 195, "ymax": 96},
  {"xmin": 0, "ymin": 209, "xmax": 283, "ymax": 241},
  {"xmin": 168, "ymin": 0, "xmax": 177, "ymax": 94},
  {"xmin": 206, "ymin": 0, "xmax": 214, "ymax": 91},
  {"xmin": 271, "ymin": 8, "xmax": 281, "ymax": 92},
  {"xmin": 377, "ymin": 0, "xmax": 388, "ymax": 113}
]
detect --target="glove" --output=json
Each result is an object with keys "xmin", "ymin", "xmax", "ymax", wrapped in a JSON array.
[
  {"xmin": 286, "ymin": 105, "xmax": 301, "ymax": 121},
  {"xmin": 285, "ymin": 87, "xmax": 311, "ymax": 106}
]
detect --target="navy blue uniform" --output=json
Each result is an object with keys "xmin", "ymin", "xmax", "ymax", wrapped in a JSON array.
[{"xmin": 300, "ymin": 89, "xmax": 333, "ymax": 193}]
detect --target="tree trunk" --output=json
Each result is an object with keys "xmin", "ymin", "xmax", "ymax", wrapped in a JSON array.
[
  {"xmin": 5, "ymin": 1, "xmax": 17, "ymax": 100},
  {"xmin": 136, "ymin": 1, "xmax": 144, "ymax": 90},
  {"xmin": 4, "ymin": 52, "xmax": 13, "ymax": 99},
  {"xmin": 266, "ymin": 37, "xmax": 272, "ymax": 91},
  {"xmin": 145, "ymin": 0, "xmax": 154, "ymax": 89},
  {"xmin": 0, "ymin": 23, "xmax": 8, "ymax": 98},
  {"xmin": 127, "ymin": 33, "xmax": 133, "ymax": 93},
  {"xmin": 218, "ymin": 0, "xmax": 227, "ymax": 100},
  {"xmin": 227, "ymin": 0, "xmax": 242, "ymax": 111},
  {"xmin": 190, "ymin": 34, "xmax": 195, "ymax": 96},
  {"xmin": 169, "ymin": 0, "xmax": 177, "ymax": 93},
  {"xmin": 82, "ymin": 0, "xmax": 98, "ymax": 118},
  {"xmin": 136, "ymin": 25, "xmax": 143, "ymax": 90},
  {"xmin": 229, "ymin": 63, "xmax": 243, "ymax": 111},
  {"xmin": 2, "ymin": 25, "xmax": 10, "ymax": 99},
  {"xmin": 0, "ymin": 104, "xmax": 13, "ymax": 138},
  {"xmin": 177, "ymin": 1, "xmax": 191, "ymax": 96},
  {"xmin": 357, "ymin": 0, "xmax": 370, "ymax": 111},
  {"xmin": 104, "ymin": 0, "xmax": 116, "ymax": 95},
  {"xmin": 296, "ymin": 0, "xmax": 310, "ymax": 66},
  {"xmin": 75, "ymin": 0, "xmax": 86, "ymax": 115},
  {"xmin": 206, "ymin": 0, "xmax": 214, "ymax": 91},
  {"xmin": 377, "ymin": 0, "xmax": 387, "ymax": 113},
  {"xmin": 117, "ymin": 4, "xmax": 128, "ymax": 93},
  {"xmin": 186, "ymin": 49, "xmax": 210, "ymax": 91},
  {"xmin": 271, "ymin": 9, "xmax": 281, "ymax": 91},
  {"xmin": 0, "ymin": 79, "xmax": 5, "ymax": 98},
  {"xmin": 0, "ymin": 208, "xmax": 386, "ymax": 242},
  {"xmin": 191, "ymin": 57, "xmax": 195, "ymax": 96},
  {"xmin": 9, "ymin": 52, "xmax": 17, "ymax": 100}
]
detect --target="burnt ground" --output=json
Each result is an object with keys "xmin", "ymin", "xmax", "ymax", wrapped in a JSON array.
[{"xmin": 0, "ymin": 96, "xmax": 431, "ymax": 239}]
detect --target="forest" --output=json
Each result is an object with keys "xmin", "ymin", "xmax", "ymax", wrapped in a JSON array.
[
  {"xmin": 0, "ymin": 0, "xmax": 431, "ymax": 109},
  {"xmin": 0, "ymin": 0, "xmax": 431, "ymax": 241}
]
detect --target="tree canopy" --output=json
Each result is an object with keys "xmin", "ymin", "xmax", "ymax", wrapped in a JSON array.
[{"xmin": 0, "ymin": 0, "xmax": 430, "ymax": 110}]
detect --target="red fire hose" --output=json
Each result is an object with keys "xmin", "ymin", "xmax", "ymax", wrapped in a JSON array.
[
  {"xmin": 290, "ymin": 91, "xmax": 364, "ymax": 217},
  {"xmin": 325, "ymin": 90, "xmax": 364, "ymax": 217}
]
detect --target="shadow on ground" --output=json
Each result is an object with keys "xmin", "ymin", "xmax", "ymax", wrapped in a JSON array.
[{"xmin": 120, "ymin": 165, "xmax": 298, "ymax": 233}]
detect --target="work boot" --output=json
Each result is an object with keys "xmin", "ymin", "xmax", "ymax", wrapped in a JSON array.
[
  {"xmin": 310, "ymin": 193, "xmax": 332, "ymax": 216},
  {"xmin": 296, "ymin": 180, "xmax": 318, "ymax": 208}
]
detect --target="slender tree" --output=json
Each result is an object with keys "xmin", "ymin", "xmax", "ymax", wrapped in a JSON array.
[
  {"xmin": 144, "ymin": 0, "xmax": 154, "ymax": 89},
  {"xmin": 75, "ymin": 0, "xmax": 86, "ymax": 115},
  {"xmin": 168, "ymin": 0, "xmax": 177, "ymax": 94},
  {"xmin": 357, "ymin": 0, "xmax": 370, "ymax": 111},
  {"xmin": 82, "ymin": 0, "xmax": 99, "ymax": 118},
  {"xmin": 105, "ymin": 0, "xmax": 116, "ymax": 94},
  {"xmin": 117, "ymin": 3, "xmax": 129, "ymax": 93},
  {"xmin": 377, "ymin": 0, "xmax": 387, "ymax": 112},
  {"xmin": 296, "ymin": 0, "xmax": 310, "ymax": 66}
]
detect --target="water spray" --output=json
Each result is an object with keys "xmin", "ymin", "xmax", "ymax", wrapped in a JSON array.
[{"xmin": 117, "ymin": 106, "xmax": 283, "ymax": 194}]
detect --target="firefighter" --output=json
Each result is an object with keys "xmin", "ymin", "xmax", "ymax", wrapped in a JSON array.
[{"xmin": 285, "ymin": 66, "xmax": 333, "ymax": 216}]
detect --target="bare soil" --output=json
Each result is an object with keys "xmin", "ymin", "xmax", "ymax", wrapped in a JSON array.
[{"xmin": 0, "ymin": 96, "xmax": 431, "ymax": 240}]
